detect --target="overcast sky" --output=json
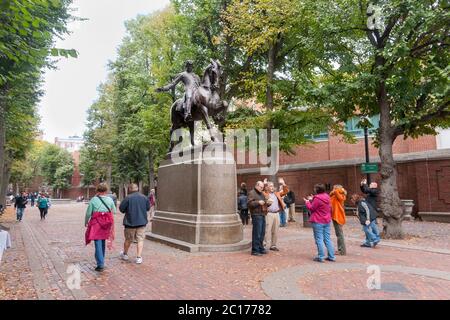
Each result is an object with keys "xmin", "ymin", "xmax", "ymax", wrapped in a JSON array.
[{"xmin": 39, "ymin": 0, "xmax": 170, "ymax": 143}]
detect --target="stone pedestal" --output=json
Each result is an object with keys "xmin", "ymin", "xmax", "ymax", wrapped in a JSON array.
[
  {"xmin": 146, "ymin": 143, "xmax": 251, "ymax": 252},
  {"xmin": 401, "ymin": 199, "xmax": 414, "ymax": 221}
]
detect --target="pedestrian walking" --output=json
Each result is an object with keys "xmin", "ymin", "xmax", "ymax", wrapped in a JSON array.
[
  {"xmin": 85, "ymin": 183, "xmax": 116, "ymax": 272},
  {"xmin": 37, "ymin": 193, "xmax": 50, "ymax": 220},
  {"xmin": 330, "ymin": 185, "xmax": 347, "ymax": 255},
  {"xmin": 351, "ymin": 194, "xmax": 381, "ymax": 248},
  {"xmin": 14, "ymin": 192, "xmax": 28, "ymax": 222},
  {"xmin": 237, "ymin": 191, "xmax": 249, "ymax": 225},
  {"xmin": 304, "ymin": 184, "xmax": 335, "ymax": 262},
  {"xmin": 119, "ymin": 183, "xmax": 150, "ymax": 264},
  {"xmin": 360, "ymin": 179, "xmax": 379, "ymax": 212},
  {"xmin": 247, "ymin": 181, "xmax": 268, "ymax": 256},
  {"xmin": 30, "ymin": 193, "xmax": 35, "ymax": 207},
  {"xmin": 263, "ymin": 180, "xmax": 289, "ymax": 251}
]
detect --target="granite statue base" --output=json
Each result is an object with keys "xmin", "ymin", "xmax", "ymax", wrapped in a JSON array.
[{"xmin": 146, "ymin": 143, "xmax": 251, "ymax": 252}]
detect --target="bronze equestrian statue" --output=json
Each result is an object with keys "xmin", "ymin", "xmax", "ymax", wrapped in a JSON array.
[{"xmin": 156, "ymin": 59, "xmax": 228, "ymax": 151}]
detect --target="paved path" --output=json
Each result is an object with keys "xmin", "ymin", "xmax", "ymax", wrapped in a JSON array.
[{"xmin": 1, "ymin": 203, "xmax": 450, "ymax": 300}]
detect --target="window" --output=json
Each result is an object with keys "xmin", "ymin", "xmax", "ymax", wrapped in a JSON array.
[{"xmin": 345, "ymin": 115, "xmax": 380, "ymax": 137}]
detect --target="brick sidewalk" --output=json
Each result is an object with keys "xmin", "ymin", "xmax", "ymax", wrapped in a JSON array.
[{"xmin": 1, "ymin": 203, "xmax": 449, "ymax": 300}]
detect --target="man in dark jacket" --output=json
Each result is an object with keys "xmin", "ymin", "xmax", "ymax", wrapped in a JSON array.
[
  {"xmin": 119, "ymin": 184, "xmax": 150, "ymax": 264},
  {"xmin": 360, "ymin": 179, "xmax": 379, "ymax": 211},
  {"xmin": 247, "ymin": 181, "xmax": 268, "ymax": 256},
  {"xmin": 14, "ymin": 192, "xmax": 28, "ymax": 222},
  {"xmin": 351, "ymin": 194, "xmax": 380, "ymax": 248}
]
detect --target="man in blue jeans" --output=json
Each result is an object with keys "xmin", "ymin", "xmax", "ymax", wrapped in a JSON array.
[
  {"xmin": 247, "ymin": 181, "xmax": 268, "ymax": 256},
  {"xmin": 14, "ymin": 192, "xmax": 28, "ymax": 222},
  {"xmin": 351, "ymin": 194, "xmax": 381, "ymax": 247}
]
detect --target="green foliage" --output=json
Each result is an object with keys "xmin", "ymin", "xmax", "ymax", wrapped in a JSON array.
[{"xmin": 39, "ymin": 144, "xmax": 74, "ymax": 189}]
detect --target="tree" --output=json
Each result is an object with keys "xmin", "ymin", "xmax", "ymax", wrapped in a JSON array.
[
  {"xmin": 39, "ymin": 144, "xmax": 74, "ymax": 198},
  {"xmin": 302, "ymin": 0, "xmax": 449, "ymax": 238},
  {"xmin": 0, "ymin": 0, "xmax": 75, "ymax": 206}
]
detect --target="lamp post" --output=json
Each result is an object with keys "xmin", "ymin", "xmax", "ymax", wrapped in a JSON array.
[{"xmin": 364, "ymin": 124, "xmax": 371, "ymax": 185}]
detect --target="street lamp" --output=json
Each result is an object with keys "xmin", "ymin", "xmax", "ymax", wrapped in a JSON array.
[{"xmin": 361, "ymin": 115, "xmax": 371, "ymax": 184}]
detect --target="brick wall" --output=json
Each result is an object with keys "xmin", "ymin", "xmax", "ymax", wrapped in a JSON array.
[{"xmin": 277, "ymin": 134, "xmax": 436, "ymax": 166}]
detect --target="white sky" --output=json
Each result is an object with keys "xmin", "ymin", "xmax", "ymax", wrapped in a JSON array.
[{"xmin": 39, "ymin": 0, "xmax": 170, "ymax": 143}]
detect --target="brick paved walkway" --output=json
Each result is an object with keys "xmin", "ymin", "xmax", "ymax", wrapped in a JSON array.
[{"xmin": 1, "ymin": 203, "xmax": 449, "ymax": 300}]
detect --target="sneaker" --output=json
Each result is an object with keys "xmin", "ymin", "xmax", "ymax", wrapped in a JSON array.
[
  {"xmin": 270, "ymin": 247, "xmax": 280, "ymax": 251},
  {"xmin": 373, "ymin": 240, "xmax": 380, "ymax": 247},
  {"xmin": 95, "ymin": 266, "xmax": 104, "ymax": 272},
  {"xmin": 260, "ymin": 250, "xmax": 268, "ymax": 254},
  {"xmin": 313, "ymin": 257, "xmax": 324, "ymax": 263},
  {"xmin": 360, "ymin": 243, "xmax": 372, "ymax": 248},
  {"xmin": 135, "ymin": 257, "xmax": 143, "ymax": 264},
  {"xmin": 326, "ymin": 257, "xmax": 336, "ymax": 262},
  {"xmin": 251, "ymin": 252, "xmax": 263, "ymax": 256},
  {"xmin": 119, "ymin": 252, "xmax": 129, "ymax": 261}
]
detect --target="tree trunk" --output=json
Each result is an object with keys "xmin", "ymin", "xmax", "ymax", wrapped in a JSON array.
[
  {"xmin": 148, "ymin": 152, "xmax": 155, "ymax": 195},
  {"xmin": 106, "ymin": 163, "xmax": 112, "ymax": 187},
  {"xmin": 118, "ymin": 182, "xmax": 124, "ymax": 201},
  {"xmin": 0, "ymin": 160, "xmax": 11, "ymax": 207},
  {"xmin": 266, "ymin": 40, "xmax": 278, "ymax": 183},
  {"xmin": 378, "ymin": 81, "xmax": 404, "ymax": 239},
  {"xmin": 0, "ymin": 85, "xmax": 7, "ymax": 207}
]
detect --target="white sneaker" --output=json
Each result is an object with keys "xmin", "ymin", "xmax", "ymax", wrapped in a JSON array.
[
  {"xmin": 119, "ymin": 252, "xmax": 129, "ymax": 261},
  {"xmin": 135, "ymin": 257, "xmax": 143, "ymax": 264}
]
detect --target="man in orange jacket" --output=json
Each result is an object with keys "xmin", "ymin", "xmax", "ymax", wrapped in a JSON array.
[
  {"xmin": 330, "ymin": 184, "xmax": 347, "ymax": 255},
  {"xmin": 263, "ymin": 180, "xmax": 289, "ymax": 251}
]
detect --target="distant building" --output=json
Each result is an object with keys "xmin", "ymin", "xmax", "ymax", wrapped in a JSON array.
[
  {"xmin": 54, "ymin": 136, "xmax": 94, "ymax": 199},
  {"xmin": 54, "ymin": 135, "xmax": 84, "ymax": 153}
]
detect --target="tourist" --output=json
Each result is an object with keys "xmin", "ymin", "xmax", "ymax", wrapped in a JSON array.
[
  {"xmin": 149, "ymin": 189, "xmax": 156, "ymax": 220},
  {"xmin": 239, "ymin": 182, "xmax": 248, "ymax": 196},
  {"xmin": 350, "ymin": 194, "xmax": 381, "ymax": 248},
  {"xmin": 247, "ymin": 181, "xmax": 268, "ymax": 256},
  {"xmin": 237, "ymin": 190, "xmax": 249, "ymax": 225},
  {"xmin": 14, "ymin": 192, "xmax": 28, "ymax": 222},
  {"xmin": 277, "ymin": 178, "xmax": 289, "ymax": 227},
  {"xmin": 85, "ymin": 183, "xmax": 116, "ymax": 272},
  {"xmin": 284, "ymin": 189, "xmax": 296, "ymax": 223},
  {"xmin": 263, "ymin": 180, "xmax": 289, "ymax": 252},
  {"xmin": 330, "ymin": 185, "xmax": 347, "ymax": 255},
  {"xmin": 360, "ymin": 179, "xmax": 379, "ymax": 212},
  {"xmin": 107, "ymin": 192, "xmax": 117, "ymax": 208},
  {"xmin": 304, "ymin": 184, "xmax": 335, "ymax": 262},
  {"xmin": 37, "ymin": 193, "xmax": 50, "ymax": 220},
  {"xmin": 119, "ymin": 183, "xmax": 150, "ymax": 264},
  {"xmin": 30, "ymin": 193, "xmax": 36, "ymax": 207}
]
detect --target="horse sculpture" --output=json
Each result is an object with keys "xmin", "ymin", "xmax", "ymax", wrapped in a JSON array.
[{"xmin": 167, "ymin": 60, "xmax": 228, "ymax": 152}]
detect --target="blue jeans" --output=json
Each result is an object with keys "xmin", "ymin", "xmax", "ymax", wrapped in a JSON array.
[
  {"xmin": 251, "ymin": 215, "xmax": 266, "ymax": 254},
  {"xmin": 312, "ymin": 222, "xmax": 335, "ymax": 261},
  {"xmin": 94, "ymin": 240, "xmax": 106, "ymax": 268},
  {"xmin": 279, "ymin": 210, "xmax": 287, "ymax": 226},
  {"xmin": 362, "ymin": 220, "xmax": 381, "ymax": 245},
  {"xmin": 16, "ymin": 208, "xmax": 25, "ymax": 221}
]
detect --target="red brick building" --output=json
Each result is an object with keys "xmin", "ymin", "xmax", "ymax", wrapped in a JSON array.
[{"xmin": 237, "ymin": 131, "xmax": 450, "ymax": 218}]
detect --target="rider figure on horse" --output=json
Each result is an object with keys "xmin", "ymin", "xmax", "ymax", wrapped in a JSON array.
[{"xmin": 156, "ymin": 60, "xmax": 201, "ymax": 122}]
